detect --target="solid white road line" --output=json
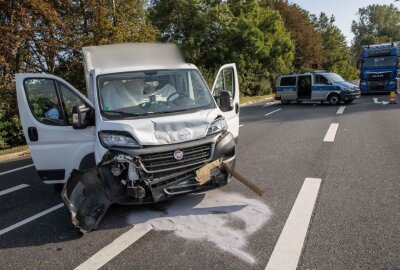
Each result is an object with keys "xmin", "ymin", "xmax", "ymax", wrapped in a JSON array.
[
  {"xmin": 265, "ymin": 108, "xmax": 282, "ymax": 117},
  {"xmin": 0, "ymin": 203, "xmax": 63, "ymax": 236},
  {"xmin": 75, "ymin": 225, "xmax": 151, "ymax": 270},
  {"xmin": 0, "ymin": 164, "xmax": 34, "ymax": 176},
  {"xmin": 336, "ymin": 106, "xmax": 346, "ymax": 115},
  {"xmin": 262, "ymin": 101, "xmax": 280, "ymax": 107},
  {"xmin": 323, "ymin": 123, "xmax": 339, "ymax": 142},
  {"xmin": 239, "ymin": 124, "xmax": 244, "ymax": 128},
  {"xmin": 0, "ymin": 184, "xmax": 29, "ymax": 197},
  {"xmin": 265, "ymin": 178, "xmax": 321, "ymax": 270}
]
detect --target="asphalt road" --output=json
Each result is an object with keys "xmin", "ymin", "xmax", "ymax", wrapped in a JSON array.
[{"xmin": 1, "ymin": 95, "xmax": 400, "ymax": 269}]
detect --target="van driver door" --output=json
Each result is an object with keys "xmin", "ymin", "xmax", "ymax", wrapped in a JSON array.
[
  {"xmin": 211, "ymin": 64, "xmax": 240, "ymax": 139},
  {"xmin": 15, "ymin": 73, "xmax": 95, "ymax": 184}
]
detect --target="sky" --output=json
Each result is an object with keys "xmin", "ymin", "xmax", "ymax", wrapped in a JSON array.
[{"xmin": 290, "ymin": 0, "xmax": 397, "ymax": 45}]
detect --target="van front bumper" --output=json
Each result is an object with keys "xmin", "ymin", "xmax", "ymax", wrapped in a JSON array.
[
  {"xmin": 341, "ymin": 90, "xmax": 361, "ymax": 100},
  {"xmin": 62, "ymin": 132, "xmax": 236, "ymax": 233}
]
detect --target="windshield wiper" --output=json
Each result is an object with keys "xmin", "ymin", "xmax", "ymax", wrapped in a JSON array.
[
  {"xmin": 103, "ymin": 110, "xmax": 146, "ymax": 117},
  {"xmin": 146, "ymin": 108, "xmax": 194, "ymax": 115}
]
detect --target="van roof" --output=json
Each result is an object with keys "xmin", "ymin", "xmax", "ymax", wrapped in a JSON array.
[{"xmin": 279, "ymin": 71, "xmax": 335, "ymax": 78}]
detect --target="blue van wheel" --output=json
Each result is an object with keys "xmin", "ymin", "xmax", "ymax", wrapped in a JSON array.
[
  {"xmin": 328, "ymin": 93, "xmax": 341, "ymax": 105},
  {"xmin": 281, "ymin": 99, "xmax": 290, "ymax": 105}
]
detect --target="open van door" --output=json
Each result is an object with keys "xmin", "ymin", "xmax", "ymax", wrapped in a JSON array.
[
  {"xmin": 16, "ymin": 74, "xmax": 95, "ymax": 184},
  {"xmin": 211, "ymin": 64, "xmax": 240, "ymax": 139}
]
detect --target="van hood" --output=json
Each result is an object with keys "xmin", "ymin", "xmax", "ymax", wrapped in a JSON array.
[
  {"xmin": 97, "ymin": 109, "xmax": 221, "ymax": 145},
  {"xmin": 334, "ymin": 81, "xmax": 358, "ymax": 90}
]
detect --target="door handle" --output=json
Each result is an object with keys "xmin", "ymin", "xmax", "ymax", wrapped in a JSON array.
[
  {"xmin": 28, "ymin": 127, "xmax": 38, "ymax": 141},
  {"xmin": 235, "ymin": 103, "xmax": 239, "ymax": 114}
]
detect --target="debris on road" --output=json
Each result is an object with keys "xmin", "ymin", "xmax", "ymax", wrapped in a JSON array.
[{"xmin": 127, "ymin": 190, "xmax": 272, "ymax": 264}]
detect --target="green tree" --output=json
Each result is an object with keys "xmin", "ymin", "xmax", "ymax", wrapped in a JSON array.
[
  {"xmin": 150, "ymin": 0, "xmax": 294, "ymax": 95},
  {"xmin": 351, "ymin": 4, "xmax": 400, "ymax": 58},
  {"xmin": 55, "ymin": 0, "xmax": 158, "ymax": 91},
  {"xmin": 0, "ymin": 0, "xmax": 157, "ymax": 149},
  {"xmin": 266, "ymin": 0, "xmax": 324, "ymax": 70},
  {"xmin": 313, "ymin": 13, "xmax": 358, "ymax": 80}
]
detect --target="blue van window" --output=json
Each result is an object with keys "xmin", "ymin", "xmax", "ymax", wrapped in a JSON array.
[
  {"xmin": 315, "ymin": 74, "xmax": 330, "ymax": 85},
  {"xmin": 280, "ymin": 77, "xmax": 296, "ymax": 86}
]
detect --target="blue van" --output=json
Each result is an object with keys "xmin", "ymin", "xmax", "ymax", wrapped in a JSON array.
[{"xmin": 275, "ymin": 72, "xmax": 361, "ymax": 105}]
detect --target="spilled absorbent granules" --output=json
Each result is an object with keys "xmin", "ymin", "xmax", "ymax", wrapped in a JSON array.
[{"xmin": 127, "ymin": 190, "xmax": 272, "ymax": 264}]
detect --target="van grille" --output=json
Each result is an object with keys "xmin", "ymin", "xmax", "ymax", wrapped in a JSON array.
[{"xmin": 139, "ymin": 144, "xmax": 212, "ymax": 173}]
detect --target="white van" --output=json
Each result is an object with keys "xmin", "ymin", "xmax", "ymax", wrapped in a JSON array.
[{"xmin": 16, "ymin": 43, "xmax": 240, "ymax": 232}]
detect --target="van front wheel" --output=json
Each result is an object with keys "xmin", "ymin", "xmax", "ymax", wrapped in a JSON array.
[
  {"xmin": 281, "ymin": 99, "xmax": 290, "ymax": 105},
  {"xmin": 328, "ymin": 93, "xmax": 341, "ymax": 105}
]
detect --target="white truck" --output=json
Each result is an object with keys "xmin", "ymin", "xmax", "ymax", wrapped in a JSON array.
[{"xmin": 15, "ymin": 43, "xmax": 240, "ymax": 232}]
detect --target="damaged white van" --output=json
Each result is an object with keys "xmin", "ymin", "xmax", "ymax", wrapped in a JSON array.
[{"xmin": 16, "ymin": 43, "xmax": 239, "ymax": 232}]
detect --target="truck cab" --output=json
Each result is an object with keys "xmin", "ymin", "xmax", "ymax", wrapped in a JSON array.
[
  {"xmin": 15, "ymin": 43, "xmax": 240, "ymax": 232},
  {"xmin": 275, "ymin": 72, "xmax": 360, "ymax": 105},
  {"xmin": 359, "ymin": 42, "xmax": 400, "ymax": 93}
]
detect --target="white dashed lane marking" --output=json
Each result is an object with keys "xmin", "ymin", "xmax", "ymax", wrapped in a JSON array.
[
  {"xmin": 0, "ymin": 164, "xmax": 34, "ymax": 177},
  {"xmin": 265, "ymin": 108, "xmax": 282, "ymax": 117},
  {"xmin": 74, "ymin": 225, "xmax": 151, "ymax": 270},
  {"xmin": 0, "ymin": 203, "xmax": 64, "ymax": 236},
  {"xmin": 0, "ymin": 184, "xmax": 29, "ymax": 197},
  {"xmin": 336, "ymin": 106, "xmax": 346, "ymax": 115},
  {"xmin": 265, "ymin": 178, "xmax": 322, "ymax": 270},
  {"xmin": 262, "ymin": 101, "xmax": 280, "ymax": 107},
  {"xmin": 323, "ymin": 123, "xmax": 339, "ymax": 142}
]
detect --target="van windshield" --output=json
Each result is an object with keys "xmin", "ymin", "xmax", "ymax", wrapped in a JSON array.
[
  {"xmin": 324, "ymin": 73, "xmax": 345, "ymax": 83},
  {"xmin": 97, "ymin": 69, "xmax": 215, "ymax": 118}
]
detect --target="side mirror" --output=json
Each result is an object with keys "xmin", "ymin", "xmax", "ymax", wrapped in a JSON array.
[
  {"xmin": 356, "ymin": 59, "xmax": 362, "ymax": 70},
  {"xmin": 72, "ymin": 105, "xmax": 94, "ymax": 129},
  {"xmin": 219, "ymin": 90, "xmax": 233, "ymax": 112}
]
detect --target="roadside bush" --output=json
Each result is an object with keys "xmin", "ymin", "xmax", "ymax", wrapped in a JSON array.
[{"xmin": 0, "ymin": 76, "xmax": 25, "ymax": 149}]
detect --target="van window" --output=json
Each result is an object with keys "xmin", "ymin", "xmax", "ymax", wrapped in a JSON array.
[
  {"xmin": 24, "ymin": 78, "xmax": 66, "ymax": 126},
  {"xmin": 315, "ymin": 74, "xmax": 330, "ymax": 85},
  {"xmin": 280, "ymin": 77, "xmax": 296, "ymax": 86},
  {"xmin": 58, "ymin": 82, "xmax": 87, "ymax": 124},
  {"xmin": 213, "ymin": 67, "xmax": 235, "ymax": 106}
]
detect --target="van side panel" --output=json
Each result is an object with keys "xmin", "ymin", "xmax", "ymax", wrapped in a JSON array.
[{"xmin": 276, "ymin": 76, "xmax": 297, "ymax": 101}]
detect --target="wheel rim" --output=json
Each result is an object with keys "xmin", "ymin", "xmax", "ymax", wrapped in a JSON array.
[{"xmin": 330, "ymin": 96, "xmax": 338, "ymax": 104}]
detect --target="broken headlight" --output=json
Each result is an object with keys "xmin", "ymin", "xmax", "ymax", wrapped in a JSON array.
[
  {"xmin": 99, "ymin": 131, "xmax": 141, "ymax": 148},
  {"xmin": 207, "ymin": 117, "xmax": 227, "ymax": 135}
]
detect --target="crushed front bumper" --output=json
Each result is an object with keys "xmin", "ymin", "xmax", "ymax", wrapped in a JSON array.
[{"xmin": 62, "ymin": 132, "xmax": 236, "ymax": 233}]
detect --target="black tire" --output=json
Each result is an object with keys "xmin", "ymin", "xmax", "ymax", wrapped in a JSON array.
[
  {"xmin": 52, "ymin": 183, "xmax": 64, "ymax": 192},
  {"xmin": 328, "ymin": 93, "xmax": 341, "ymax": 105},
  {"xmin": 344, "ymin": 99, "xmax": 353, "ymax": 104},
  {"xmin": 281, "ymin": 99, "xmax": 290, "ymax": 105}
]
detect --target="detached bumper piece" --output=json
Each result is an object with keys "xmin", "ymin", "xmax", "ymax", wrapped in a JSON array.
[{"xmin": 62, "ymin": 132, "xmax": 236, "ymax": 233}]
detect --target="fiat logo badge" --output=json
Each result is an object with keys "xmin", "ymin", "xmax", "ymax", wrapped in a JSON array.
[{"xmin": 173, "ymin": 150, "xmax": 184, "ymax": 160}]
